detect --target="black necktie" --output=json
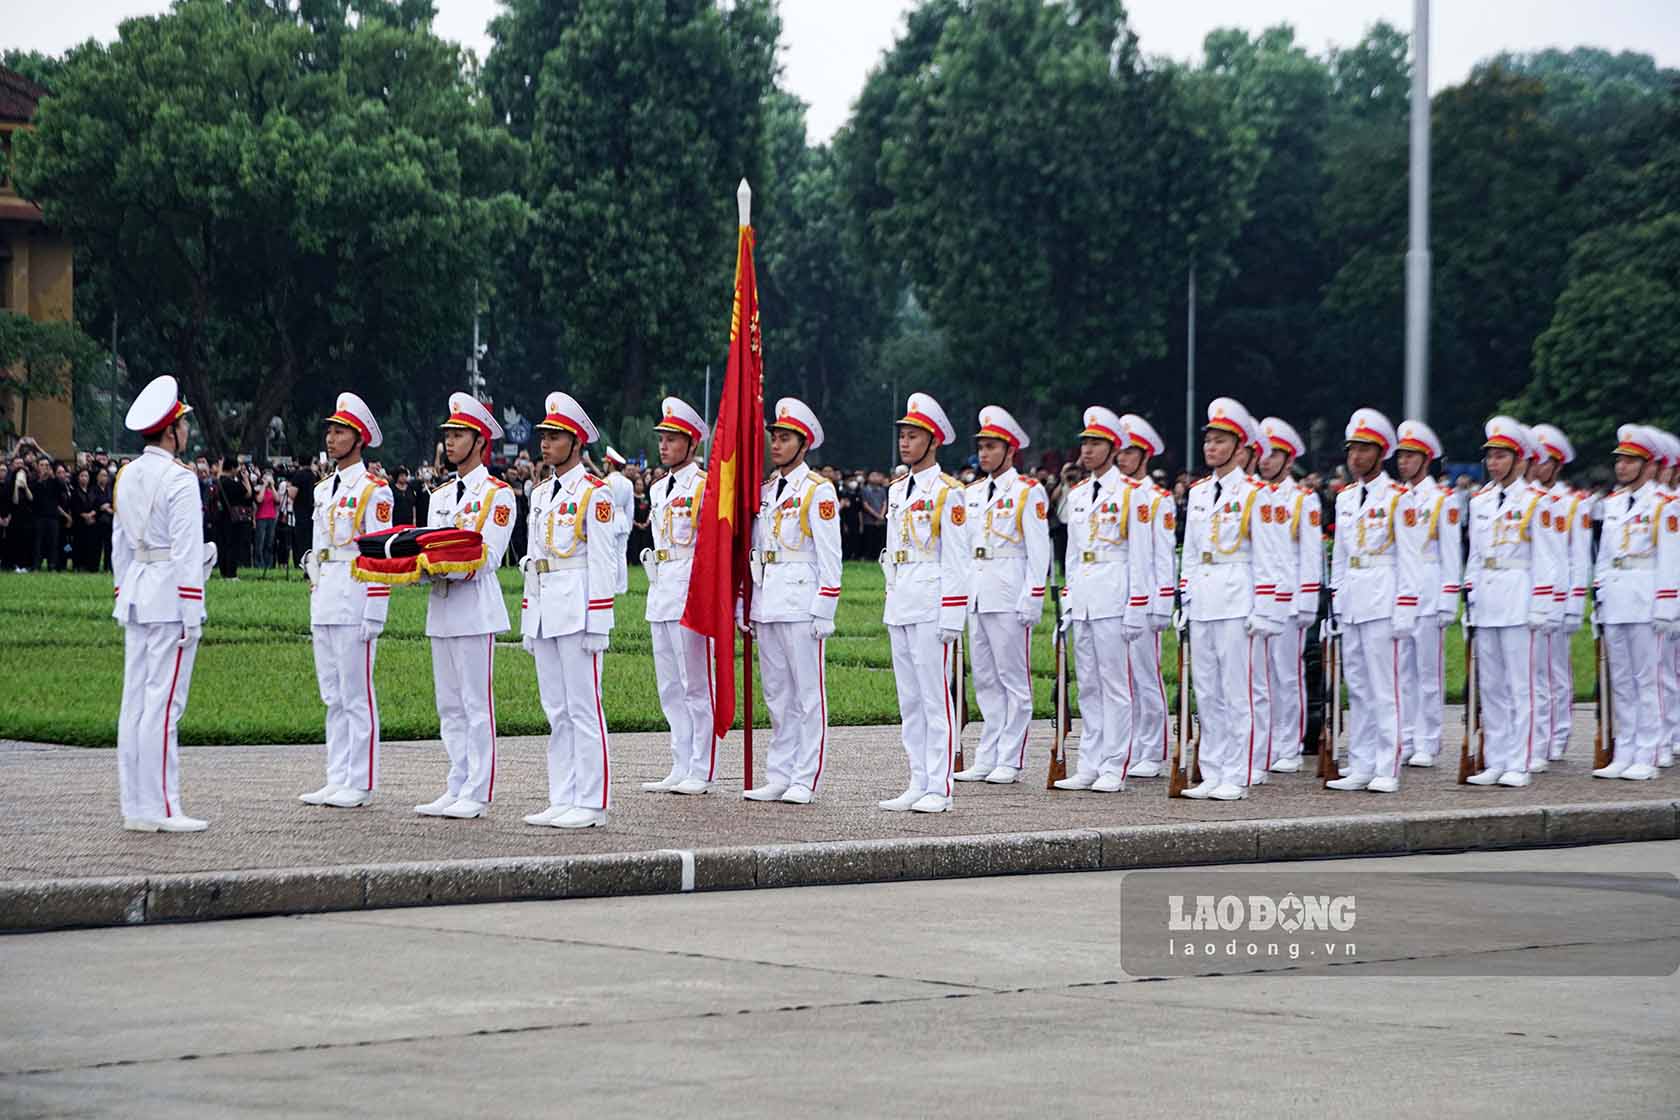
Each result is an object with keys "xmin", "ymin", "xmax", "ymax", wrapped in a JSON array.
[
  {"xmin": 1497, "ymin": 488, "xmax": 1505, "ymax": 510},
  {"xmin": 987, "ymin": 480, "xmax": 996, "ymax": 502},
  {"xmin": 775, "ymin": 477, "xmax": 787, "ymax": 502},
  {"xmin": 665, "ymin": 476, "xmax": 675, "ymax": 500},
  {"xmin": 1626, "ymin": 495, "xmax": 1634, "ymax": 513},
  {"xmin": 331, "ymin": 475, "xmax": 340, "ymax": 496},
  {"xmin": 905, "ymin": 476, "xmax": 915, "ymax": 500},
  {"xmin": 1211, "ymin": 479, "xmax": 1220, "ymax": 505},
  {"xmin": 1359, "ymin": 484, "xmax": 1368, "ymax": 508},
  {"xmin": 456, "ymin": 480, "xmax": 465, "ymax": 504},
  {"xmin": 553, "ymin": 478, "xmax": 562, "ymax": 501}
]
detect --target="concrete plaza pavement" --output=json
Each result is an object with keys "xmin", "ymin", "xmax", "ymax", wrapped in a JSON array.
[{"xmin": 2, "ymin": 841, "xmax": 1676, "ymax": 1119}]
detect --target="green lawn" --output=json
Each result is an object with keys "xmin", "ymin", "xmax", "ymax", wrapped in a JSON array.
[{"xmin": 1, "ymin": 563, "xmax": 1591, "ymax": 747}]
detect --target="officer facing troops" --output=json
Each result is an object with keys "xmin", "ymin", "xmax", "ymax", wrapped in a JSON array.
[
  {"xmin": 112, "ymin": 375, "xmax": 210, "ymax": 832},
  {"xmin": 1463, "ymin": 416, "xmax": 1565, "ymax": 787},
  {"xmin": 745, "ymin": 398, "xmax": 842, "ymax": 804},
  {"xmin": 640, "ymin": 397, "xmax": 717, "ymax": 796},
  {"xmin": 1180, "ymin": 397, "xmax": 1291, "ymax": 800},
  {"xmin": 955, "ymin": 406, "xmax": 1049, "ymax": 785},
  {"xmin": 520, "ymin": 392, "xmax": 618, "ymax": 829},
  {"xmin": 414, "ymin": 393, "xmax": 519, "ymax": 820},
  {"xmin": 1391, "ymin": 419, "xmax": 1462, "ymax": 769},
  {"xmin": 1256, "ymin": 417, "xmax": 1322, "ymax": 775},
  {"xmin": 1598, "ymin": 424, "xmax": 1665, "ymax": 781},
  {"xmin": 1118, "ymin": 413, "xmax": 1177, "ymax": 778},
  {"xmin": 298, "ymin": 393, "xmax": 393, "ymax": 809},
  {"xmin": 879, "ymin": 393, "xmax": 972, "ymax": 813},
  {"xmin": 1528, "ymin": 424, "xmax": 1590, "ymax": 766},
  {"xmin": 1327, "ymin": 409, "xmax": 1416, "ymax": 793},
  {"xmin": 1051, "ymin": 405, "xmax": 1143, "ymax": 793}
]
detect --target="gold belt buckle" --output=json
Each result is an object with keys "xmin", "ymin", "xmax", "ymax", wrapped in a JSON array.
[
  {"xmin": 974, "ymin": 547, "xmax": 990, "ymax": 559},
  {"xmin": 655, "ymin": 548, "xmax": 671, "ymax": 562},
  {"xmin": 764, "ymin": 550, "xmax": 779, "ymax": 564},
  {"xmin": 1484, "ymin": 558, "xmax": 1498, "ymax": 570},
  {"xmin": 1200, "ymin": 551, "xmax": 1213, "ymax": 564},
  {"xmin": 1082, "ymin": 550, "xmax": 1097, "ymax": 563},
  {"xmin": 893, "ymin": 550, "xmax": 910, "ymax": 563}
]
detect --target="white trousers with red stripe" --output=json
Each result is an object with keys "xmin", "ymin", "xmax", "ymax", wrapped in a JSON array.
[
  {"xmin": 312, "ymin": 624, "xmax": 380, "ymax": 792},
  {"xmin": 1188, "ymin": 618, "xmax": 1264, "ymax": 788},
  {"xmin": 532, "ymin": 636, "xmax": 610, "ymax": 809},
  {"xmin": 651, "ymin": 621, "xmax": 717, "ymax": 782},
  {"xmin": 967, "ymin": 610, "xmax": 1033, "ymax": 772},
  {"xmin": 1659, "ymin": 632, "xmax": 1680, "ymax": 752},
  {"xmin": 1342, "ymin": 618, "xmax": 1402, "ymax": 779},
  {"xmin": 1265, "ymin": 623, "xmax": 1310, "ymax": 766},
  {"xmin": 117, "ymin": 623, "xmax": 198, "ymax": 821},
  {"xmin": 1399, "ymin": 622, "xmax": 1447, "ymax": 760},
  {"xmin": 1477, "ymin": 625, "xmax": 1537, "ymax": 774},
  {"xmin": 757, "ymin": 620, "xmax": 827, "ymax": 791},
  {"xmin": 430, "ymin": 634, "xmax": 498, "ymax": 804},
  {"xmin": 888, "ymin": 621, "xmax": 956, "ymax": 797},
  {"xmin": 1129, "ymin": 628, "xmax": 1170, "ymax": 764},
  {"xmin": 1533, "ymin": 629, "xmax": 1573, "ymax": 755},
  {"xmin": 1070, "ymin": 617, "xmax": 1134, "ymax": 780},
  {"xmin": 1605, "ymin": 622, "xmax": 1661, "ymax": 767}
]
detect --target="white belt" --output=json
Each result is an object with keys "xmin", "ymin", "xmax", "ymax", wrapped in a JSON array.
[
  {"xmin": 1195, "ymin": 550, "xmax": 1251, "ymax": 566},
  {"xmin": 133, "ymin": 547, "xmax": 171, "ymax": 564},
  {"xmin": 655, "ymin": 546, "xmax": 695, "ymax": 562},
  {"xmin": 1078, "ymin": 547, "xmax": 1126, "ymax": 564},
  {"xmin": 1482, "ymin": 557, "xmax": 1530, "ymax": 571},
  {"xmin": 889, "ymin": 550, "xmax": 937, "ymax": 565},
  {"xmin": 762, "ymin": 549, "xmax": 815, "ymax": 566},
  {"xmin": 1347, "ymin": 555, "xmax": 1394, "ymax": 570},
  {"xmin": 532, "ymin": 556, "xmax": 587, "ymax": 573},
  {"xmin": 973, "ymin": 547, "xmax": 1026, "ymax": 560},
  {"xmin": 1611, "ymin": 555, "xmax": 1655, "ymax": 571},
  {"xmin": 318, "ymin": 547, "xmax": 354, "ymax": 564}
]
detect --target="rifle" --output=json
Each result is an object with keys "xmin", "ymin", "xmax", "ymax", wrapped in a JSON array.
[
  {"xmin": 1458, "ymin": 594, "xmax": 1483, "ymax": 783},
  {"xmin": 952, "ymin": 629, "xmax": 967, "ymax": 773},
  {"xmin": 1168, "ymin": 609, "xmax": 1199, "ymax": 797},
  {"xmin": 1316, "ymin": 616, "xmax": 1340, "ymax": 782},
  {"xmin": 1592, "ymin": 628, "xmax": 1614, "ymax": 770},
  {"xmin": 1047, "ymin": 584, "xmax": 1069, "ymax": 787}
]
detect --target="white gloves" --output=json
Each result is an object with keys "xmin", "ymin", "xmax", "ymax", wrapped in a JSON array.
[
  {"xmin": 1527, "ymin": 611, "xmax": 1553, "ymax": 632},
  {"xmin": 940, "ymin": 628, "xmax": 961, "ymax": 645},
  {"xmin": 1119, "ymin": 621, "xmax": 1144, "ymax": 644},
  {"xmin": 582, "ymin": 632, "xmax": 610, "ymax": 654},
  {"xmin": 1391, "ymin": 616, "xmax": 1416, "ymax": 640},
  {"xmin": 639, "ymin": 548, "xmax": 656, "ymax": 584},
  {"xmin": 303, "ymin": 548, "xmax": 320, "ymax": 588},
  {"xmin": 1016, "ymin": 611, "xmax": 1039, "ymax": 631},
  {"xmin": 522, "ymin": 634, "xmax": 537, "ymax": 654},
  {"xmin": 203, "ymin": 542, "xmax": 219, "ymax": 582},
  {"xmin": 1150, "ymin": 613, "xmax": 1172, "ymax": 634},
  {"xmin": 1656, "ymin": 618, "xmax": 1679, "ymax": 637},
  {"xmin": 361, "ymin": 619, "xmax": 384, "ymax": 644},
  {"xmin": 1244, "ymin": 613, "xmax": 1279, "ymax": 638},
  {"xmin": 178, "ymin": 624, "xmax": 201, "ymax": 649},
  {"xmin": 812, "ymin": 618, "xmax": 835, "ymax": 640}
]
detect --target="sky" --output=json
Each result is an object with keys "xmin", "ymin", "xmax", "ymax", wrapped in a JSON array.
[{"xmin": 10, "ymin": 0, "xmax": 1680, "ymax": 141}]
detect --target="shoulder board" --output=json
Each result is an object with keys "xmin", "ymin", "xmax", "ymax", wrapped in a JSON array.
[
  {"xmin": 584, "ymin": 473, "xmax": 605, "ymax": 487},
  {"xmin": 316, "ymin": 475, "xmax": 332, "ymax": 490},
  {"xmin": 1393, "ymin": 484, "xmax": 1409, "ymax": 494},
  {"xmin": 695, "ymin": 469, "xmax": 707, "ymax": 479},
  {"xmin": 1071, "ymin": 477, "xmax": 1092, "ymax": 491},
  {"xmin": 430, "ymin": 481, "xmax": 454, "ymax": 496},
  {"xmin": 487, "ymin": 477, "xmax": 510, "ymax": 490},
  {"xmin": 1020, "ymin": 476, "xmax": 1039, "ymax": 489},
  {"xmin": 941, "ymin": 473, "xmax": 962, "ymax": 489}
]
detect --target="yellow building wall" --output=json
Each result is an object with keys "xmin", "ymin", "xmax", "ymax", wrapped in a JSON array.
[{"xmin": 1, "ymin": 225, "xmax": 75, "ymax": 460}]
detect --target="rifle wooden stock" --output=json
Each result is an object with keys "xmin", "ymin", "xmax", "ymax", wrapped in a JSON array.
[
  {"xmin": 1169, "ymin": 624, "xmax": 1194, "ymax": 797},
  {"xmin": 1593, "ymin": 632, "xmax": 1614, "ymax": 770},
  {"xmin": 952, "ymin": 631, "xmax": 966, "ymax": 773},
  {"xmin": 1458, "ymin": 625, "xmax": 1478, "ymax": 784},
  {"xmin": 1047, "ymin": 587, "xmax": 1068, "ymax": 787},
  {"xmin": 1316, "ymin": 629, "xmax": 1337, "ymax": 781}
]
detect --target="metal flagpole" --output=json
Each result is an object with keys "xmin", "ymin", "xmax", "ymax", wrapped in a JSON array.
[
  {"xmin": 1404, "ymin": 0, "xmax": 1431, "ymax": 422},
  {"xmin": 1185, "ymin": 263, "xmax": 1196, "ymax": 470}
]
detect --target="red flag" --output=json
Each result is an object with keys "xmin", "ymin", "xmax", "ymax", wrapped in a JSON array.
[{"xmin": 682, "ymin": 213, "xmax": 764, "ymax": 738}]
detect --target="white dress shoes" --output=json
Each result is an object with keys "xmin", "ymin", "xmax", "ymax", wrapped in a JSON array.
[
  {"xmin": 438, "ymin": 798, "xmax": 487, "ymax": 819},
  {"xmin": 742, "ymin": 784, "xmax": 790, "ymax": 801},
  {"xmin": 1465, "ymin": 768, "xmax": 1503, "ymax": 785},
  {"xmin": 524, "ymin": 805, "xmax": 568, "ymax": 826},
  {"xmin": 1267, "ymin": 758, "xmax": 1300, "ymax": 774},
  {"xmin": 641, "ymin": 770, "xmax": 684, "ymax": 793},
  {"xmin": 1496, "ymin": 771, "xmax": 1531, "ymax": 788},
  {"xmin": 672, "ymin": 778, "xmax": 713, "ymax": 795},
  {"xmin": 1181, "ymin": 778, "xmax": 1217, "ymax": 799},
  {"xmin": 1620, "ymin": 763, "xmax": 1659, "ymax": 780},
  {"xmin": 1248, "ymin": 770, "xmax": 1269, "ymax": 786},
  {"xmin": 1207, "ymin": 783, "xmax": 1247, "ymax": 801},
  {"xmin": 299, "ymin": 784, "xmax": 338, "ymax": 805},
  {"xmin": 1406, "ymin": 753, "xmax": 1435, "ymax": 768},
  {"xmin": 1527, "ymin": 759, "xmax": 1550, "ymax": 774},
  {"xmin": 984, "ymin": 766, "xmax": 1021, "ymax": 783},
  {"xmin": 323, "ymin": 788, "xmax": 372, "ymax": 808},
  {"xmin": 1326, "ymin": 773, "xmax": 1373, "ymax": 791},
  {"xmin": 952, "ymin": 766, "xmax": 990, "ymax": 782},
  {"xmin": 878, "ymin": 788, "xmax": 924, "ymax": 811},
  {"xmin": 1591, "ymin": 761, "xmax": 1629, "ymax": 779},
  {"xmin": 1658, "ymin": 749, "xmax": 1674, "ymax": 768},
  {"xmin": 123, "ymin": 815, "xmax": 209, "ymax": 832},
  {"xmin": 552, "ymin": 808, "xmax": 606, "ymax": 829},
  {"xmin": 1051, "ymin": 774, "xmax": 1096, "ymax": 791},
  {"xmin": 1091, "ymin": 773, "xmax": 1125, "ymax": 793},
  {"xmin": 910, "ymin": 793, "xmax": 951, "ymax": 813},
  {"xmin": 780, "ymin": 785, "xmax": 815, "ymax": 804},
  {"xmin": 1366, "ymin": 775, "xmax": 1400, "ymax": 793},
  {"xmin": 415, "ymin": 792, "xmax": 460, "ymax": 815},
  {"xmin": 1127, "ymin": 760, "xmax": 1163, "ymax": 778}
]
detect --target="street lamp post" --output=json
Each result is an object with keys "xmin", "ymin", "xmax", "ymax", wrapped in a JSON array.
[{"xmin": 1404, "ymin": 0, "xmax": 1431, "ymax": 422}]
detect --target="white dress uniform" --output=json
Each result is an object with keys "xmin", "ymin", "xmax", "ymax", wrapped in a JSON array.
[
  {"xmin": 1598, "ymin": 425, "xmax": 1664, "ymax": 780},
  {"xmin": 1258, "ymin": 417, "xmax": 1323, "ymax": 772},
  {"xmin": 1119, "ymin": 414, "xmax": 1177, "ymax": 774},
  {"xmin": 642, "ymin": 397, "xmax": 717, "ymax": 791},
  {"xmin": 419, "ymin": 393, "xmax": 519, "ymax": 816},
  {"xmin": 520, "ymin": 393, "xmax": 619, "ymax": 825},
  {"xmin": 1327, "ymin": 410, "xmax": 1418, "ymax": 791},
  {"xmin": 748, "ymin": 398, "xmax": 843, "ymax": 802},
  {"xmin": 112, "ymin": 377, "xmax": 209, "ymax": 831},
  {"xmin": 880, "ymin": 393, "xmax": 973, "ymax": 812},
  {"xmin": 1391, "ymin": 420, "xmax": 1463, "ymax": 769},
  {"xmin": 1650, "ymin": 430, "xmax": 1680, "ymax": 767},
  {"xmin": 1529, "ymin": 424, "xmax": 1591, "ymax": 763},
  {"xmin": 302, "ymin": 394, "xmax": 393, "ymax": 807},
  {"xmin": 1055, "ymin": 407, "xmax": 1144, "ymax": 791},
  {"xmin": 604, "ymin": 450, "xmax": 634, "ymax": 596},
  {"xmin": 1180, "ymin": 398, "xmax": 1293, "ymax": 799},
  {"xmin": 1463, "ymin": 416, "xmax": 1567, "ymax": 785},
  {"xmin": 958, "ymin": 406, "xmax": 1049, "ymax": 784}
]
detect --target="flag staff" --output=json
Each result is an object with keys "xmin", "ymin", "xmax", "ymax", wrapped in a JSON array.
[{"xmin": 738, "ymin": 178, "xmax": 756, "ymax": 790}]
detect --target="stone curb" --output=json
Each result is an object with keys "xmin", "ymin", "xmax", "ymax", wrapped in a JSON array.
[{"xmin": 3, "ymin": 799, "xmax": 1675, "ymax": 932}]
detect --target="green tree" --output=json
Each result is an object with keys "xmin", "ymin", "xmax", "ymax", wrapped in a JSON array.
[
  {"xmin": 1476, "ymin": 47, "xmax": 1679, "ymax": 138},
  {"xmin": 13, "ymin": 0, "xmax": 528, "ymax": 458},
  {"xmin": 0, "ymin": 313, "xmax": 106, "ymax": 440}
]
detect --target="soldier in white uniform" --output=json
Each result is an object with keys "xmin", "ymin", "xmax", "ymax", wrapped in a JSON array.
[
  {"xmin": 1118, "ymin": 413, "xmax": 1177, "ymax": 778},
  {"xmin": 414, "ymin": 393, "xmax": 520, "ymax": 819},
  {"xmin": 1650, "ymin": 430, "xmax": 1680, "ymax": 769},
  {"xmin": 1327, "ymin": 409, "xmax": 1418, "ymax": 793},
  {"xmin": 298, "ymin": 393, "xmax": 393, "ymax": 809},
  {"xmin": 1527, "ymin": 424, "xmax": 1590, "ymax": 766},
  {"xmin": 639, "ymin": 397, "xmax": 717, "ymax": 795},
  {"xmin": 1598, "ymin": 424, "xmax": 1664, "ymax": 781},
  {"xmin": 1391, "ymin": 420, "xmax": 1463, "ymax": 769},
  {"xmin": 1180, "ymin": 397, "xmax": 1291, "ymax": 800},
  {"xmin": 112, "ymin": 376, "xmax": 210, "ymax": 832},
  {"xmin": 1256, "ymin": 417, "xmax": 1322, "ymax": 774},
  {"xmin": 1463, "ymin": 416, "xmax": 1566, "ymax": 787},
  {"xmin": 519, "ymin": 392, "xmax": 618, "ymax": 828},
  {"xmin": 955, "ymin": 406, "xmax": 1049, "ymax": 785},
  {"xmin": 744, "ymin": 398, "xmax": 843, "ymax": 804},
  {"xmin": 1051, "ymin": 406, "xmax": 1143, "ymax": 793},
  {"xmin": 879, "ymin": 393, "xmax": 972, "ymax": 813},
  {"xmin": 602, "ymin": 447, "xmax": 634, "ymax": 597}
]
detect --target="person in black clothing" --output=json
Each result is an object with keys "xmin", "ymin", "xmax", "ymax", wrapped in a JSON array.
[
  {"xmin": 218, "ymin": 456, "xmax": 254, "ymax": 578},
  {"xmin": 287, "ymin": 462, "xmax": 317, "ymax": 570},
  {"xmin": 390, "ymin": 466, "xmax": 420, "ymax": 526},
  {"xmin": 92, "ymin": 466, "xmax": 115, "ymax": 571},
  {"xmin": 30, "ymin": 460, "xmax": 64, "ymax": 571},
  {"xmin": 70, "ymin": 467, "xmax": 101, "ymax": 571}
]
